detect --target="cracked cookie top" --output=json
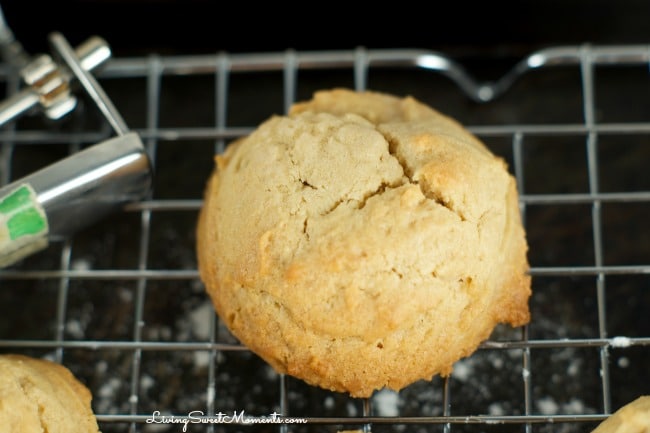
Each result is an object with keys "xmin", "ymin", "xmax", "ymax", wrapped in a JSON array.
[{"xmin": 197, "ymin": 88, "xmax": 531, "ymax": 397}]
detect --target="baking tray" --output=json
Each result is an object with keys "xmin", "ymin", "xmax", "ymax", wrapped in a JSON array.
[{"xmin": 1, "ymin": 45, "xmax": 649, "ymax": 433}]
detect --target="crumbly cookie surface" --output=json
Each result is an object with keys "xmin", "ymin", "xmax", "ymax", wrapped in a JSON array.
[
  {"xmin": 0, "ymin": 354, "xmax": 100, "ymax": 433},
  {"xmin": 197, "ymin": 88, "xmax": 531, "ymax": 398}
]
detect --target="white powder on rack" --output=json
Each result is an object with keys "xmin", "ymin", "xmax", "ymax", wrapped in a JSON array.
[{"xmin": 610, "ymin": 336, "xmax": 632, "ymax": 348}]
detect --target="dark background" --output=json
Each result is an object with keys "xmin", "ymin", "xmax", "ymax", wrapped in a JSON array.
[{"xmin": 2, "ymin": 0, "xmax": 649, "ymax": 61}]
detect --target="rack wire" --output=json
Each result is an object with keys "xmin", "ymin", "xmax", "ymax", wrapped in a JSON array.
[{"xmin": 1, "ymin": 45, "xmax": 649, "ymax": 433}]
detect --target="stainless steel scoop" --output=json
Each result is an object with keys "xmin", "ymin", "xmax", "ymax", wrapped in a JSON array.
[{"xmin": 0, "ymin": 29, "xmax": 152, "ymax": 267}]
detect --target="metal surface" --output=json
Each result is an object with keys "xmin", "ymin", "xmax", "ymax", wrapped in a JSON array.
[
  {"xmin": 0, "ymin": 35, "xmax": 111, "ymax": 126},
  {"xmin": 0, "ymin": 32, "xmax": 150, "ymax": 268},
  {"xmin": 0, "ymin": 3, "xmax": 111, "ymax": 125},
  {"xmin": 49, "ymin": 32, "xmax": 130, "ymax": 136},
  {"xmin": 0, "ymin": 132, "xmax": 151, "ymax": 238},
  {"xmin": 0, "ymin": 46, "xmax": 649, "ymax": 433}
]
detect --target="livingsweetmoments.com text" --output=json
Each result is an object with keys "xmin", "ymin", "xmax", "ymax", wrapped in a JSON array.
[{"xmin": 147, "ymin": 411, "xmax": 308, "ymax": 431}]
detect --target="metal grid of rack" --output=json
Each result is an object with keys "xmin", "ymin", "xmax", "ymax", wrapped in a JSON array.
[{"xmin": 1, "ymin": 45, "xmax": 649, "ymax": 433}]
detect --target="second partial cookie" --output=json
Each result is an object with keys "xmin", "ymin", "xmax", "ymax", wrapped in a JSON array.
[{"xmin": 0, "ymin": 354, "xmax": 100, "ymax": 433}]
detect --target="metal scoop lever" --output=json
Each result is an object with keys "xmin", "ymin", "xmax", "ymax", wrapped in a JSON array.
[{"xmin": 0, "ymin": 33, "xmax": 152, "ymax": 268}]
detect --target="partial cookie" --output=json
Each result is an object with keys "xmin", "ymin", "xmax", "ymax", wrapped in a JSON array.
[
  {"xmin": 197, "ymin": 88, "xmax": 531, "ymax": 397},
  {"xmin": 592, "ymin": 396, "xmax": 650, "ymax": 433},
  {"xmin": 0, "ymin": 354, "xmax": 100, "ymax": 433}
]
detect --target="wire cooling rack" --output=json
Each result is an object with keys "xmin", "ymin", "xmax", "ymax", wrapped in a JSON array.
[{"xmin": 1, "ymin": 45, "xmax": 649, "ymax": 433}]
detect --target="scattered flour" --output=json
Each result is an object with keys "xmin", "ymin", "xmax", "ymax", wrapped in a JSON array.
[
  {"xmin": 536, "ymin": 396, "xmax": 590, "ymax": 416},
  {"xmin": 71, "ymin": 259, "xmax": 91, "ymax": 271},
  {"xmin": 140, "ymin": 373, "xmax": 155, "ymax": 392},
  {"xmin": 98, "ymin": 377, "xmax": 121, "ymax": 398},
  {"xmin": 193, "ymin": 351, "xmax": 210, "ymax": 368},
  {"xmin": 346, "ymin": 401, "xmax": 358, "ymax": 417},
  {"xmin": 610, "ymin": 336, "xmax": 632, "ymax": 348},
  {"xmin": 617, "ymin": 356, "xmax": 630, "ymax": 368},
  {"xmin": 146, "ymin": 325, "xmax": 172, "ymax": 340},
  {"xmin": 566, "ymin": 359, "xmax": 581, "ymax": 376},
  {"xmin": 562, "ymin": 398, "xmax": 586, "ymax": 415},
  {"xmin": 488, "ymin": 402, "xmax": 505, "ymax": 416},
  {"xmin": 491, "ymin": 356, "xmax": 504, "ymax": 369},
  {"xmin": 452, "ymin": 359, "xmax": 473, "ymax": 382},
  {"xmin": 189, "ymin": 301, "xmax": 215, "ymax": 340},
  {"xmin": 118, "ymin": 287, "xmax": 133, "ymax": 303},
  {"xmin": 536, "ymin": 396, "xmax": 559, "ymax": 415},
  {"xmin": 323, "ymin": 396, "xmax": 335, "ymax": 410},
  {"xmin": 206, "ymin": 386, "xmax": 215, "ymax": 406},
  {"xmin": 373, "ymin": 389, "xmax": 400, "ymax": 417},
  {"xmin": 264, "ymin": 364, "xmax": 278, "ymax": 381},
  {"xmin": 66, "ymin": 319, "xmax": 85, "ymax": 339},
  {"xmin": 95, "ymin": 360, "xmax": 108, "ymax": 375},
  {"xmin": 484, "ymin": 419, "xmax": 502, "ymax": 425}
]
